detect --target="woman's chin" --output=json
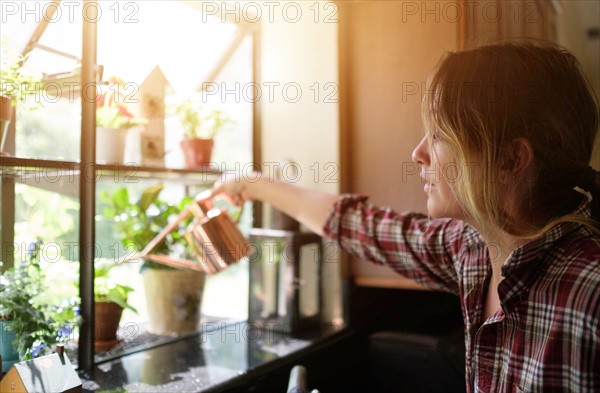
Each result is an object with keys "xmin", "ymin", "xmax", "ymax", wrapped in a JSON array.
[{"xmin": 426, "ymin": 201, "xmax": 442, "ymax": 218}]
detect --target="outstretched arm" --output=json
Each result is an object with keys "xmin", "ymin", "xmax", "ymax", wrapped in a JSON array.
[
  {"xmin": 211, "ymin": 172, "xmax": 463, "ymax": 294},
  {"xmin": 210, "ymin": 172, "xmax": 339, "ymax": 236}
]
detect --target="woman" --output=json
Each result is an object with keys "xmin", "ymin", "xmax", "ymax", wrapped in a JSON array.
[{"xmin": 212, "ymin": 43, "xmax": 600, "ymax": 392}]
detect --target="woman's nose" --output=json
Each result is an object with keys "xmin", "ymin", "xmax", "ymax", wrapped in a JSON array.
[{"xmin": 412, "ymin": 136, "xmax": 430, "ymax": 166}]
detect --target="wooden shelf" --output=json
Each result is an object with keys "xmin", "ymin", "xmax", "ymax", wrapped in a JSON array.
[
  {"xmin": 0, "ymin": 156, "xmax": 79, "ymax": 171},
  {"xmin": 0, "ymin": 156, "xmax": 221, "ymax": 183}
]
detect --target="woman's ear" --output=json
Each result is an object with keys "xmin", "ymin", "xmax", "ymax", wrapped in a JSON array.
[{"xmin": 498, "ymin": 138, "xmax": 534, "ymax": 185}]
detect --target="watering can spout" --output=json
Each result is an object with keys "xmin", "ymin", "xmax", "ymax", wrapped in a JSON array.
[{"xmin": 195, "ymin": 190, "xmax": 214, "ymax": 213}]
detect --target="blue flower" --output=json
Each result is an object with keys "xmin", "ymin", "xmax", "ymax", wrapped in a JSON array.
[
  {"xmin": 31, "ymin": 342, "xmax": 45, "ymax": 358},
  {"xmin": 26, "ymin": 241, "xmax": 37, "ymax": 254},
  {"xmin": 58, "ymin": 324, "xmax": 73, "ymax": 339},
  {"xmin": 26, "ymin": 240, "xmax": 42, "ymax": 263}
]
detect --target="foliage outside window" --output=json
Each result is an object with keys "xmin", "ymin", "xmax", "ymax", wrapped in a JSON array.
[{"xmin": 0, "ymin": 241, "xmax": 80, "ymax": 360}]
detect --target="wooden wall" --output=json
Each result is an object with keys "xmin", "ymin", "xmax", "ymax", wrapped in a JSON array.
[
  {"xmin": 338, "ymin": 0, "xmax": 557, "ymax": 288},
  {"xmin": 338, "ymin": 2, "xmax": 457, "ymax": 288}
]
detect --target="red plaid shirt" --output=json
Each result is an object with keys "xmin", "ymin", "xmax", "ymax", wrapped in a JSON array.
[{"xmin": 323, "ymin": 194, "xmax": 600, "ymax": 392}]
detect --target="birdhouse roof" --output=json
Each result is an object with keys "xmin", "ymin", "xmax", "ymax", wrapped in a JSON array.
[
  {"xmin": 11, "ymin": 353, "xmax": 82, "ymax": 392},
  {"xmin": 139, "ymin": 65, "xmax": 174, "ymax": 95}
]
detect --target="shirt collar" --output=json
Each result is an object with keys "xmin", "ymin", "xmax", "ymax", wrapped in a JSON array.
[
  {"xmin": 497, "ymin": 195, "xmax": 592, "ymax": 310},
  {"xmin": 501, "ymin": 194, "xmax": 591, "ymax": 276}
]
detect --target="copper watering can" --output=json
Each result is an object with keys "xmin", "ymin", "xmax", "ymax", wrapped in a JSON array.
[{"xmin": 138, "ymin": 190, "xmax": 250, "ymax": 274}]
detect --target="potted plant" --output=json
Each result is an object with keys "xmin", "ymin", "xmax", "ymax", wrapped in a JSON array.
[
  {"xmin": 0, "ymin": 240, "xmax": 80, "ymax": 372},
  {"xmin": 0, "ymin": 44, "xmax": 42, "ymax": 156},
  {"xmin": 80, "ymin": 261, "xmax": 138, "ymax": 351},
  {"xmin": 173, "ymin": 98, "xmax": 231, "ymax": 169},
  {"xmin": 96, "ymin": 77, "xmax": 147, "ymax": 164},
  {"xmin": 101, "ymin": 184, "xmax": 207, "ymax": 336}
]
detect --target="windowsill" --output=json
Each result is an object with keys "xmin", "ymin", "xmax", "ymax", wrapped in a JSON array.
[
  {"xmin": 80, "ymin": 320, "xmax": 347, "ymax": 392},
  {"xmin": 91, "ymin": 316, "xmax": 244, "ymax": 365}
]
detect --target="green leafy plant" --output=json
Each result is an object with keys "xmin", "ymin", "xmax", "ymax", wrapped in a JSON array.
[
  {"xmin": 0, "ymin": 39, "xmax": 42, "ymax": 106},
  {"xmin": 0, "ymin": 240, "xmax": 80, "ymax": 360},
  {"xmin": 101, "ymin": 184, "xmax": 194, "ymax": 271},
  {"xmin": 96, "ymin": 77, "xmax": 147, "ymax": 129},
  {"xmin": 172, "ymin": 98, "xmax": 231, "ymax": 139},
  {"xmin": 96, "ymin": 102, "xmax": 146, "ymax": 129},
  {"xmin": 89, "ymin": 261, "xmax": 138, "ymax": 313}
]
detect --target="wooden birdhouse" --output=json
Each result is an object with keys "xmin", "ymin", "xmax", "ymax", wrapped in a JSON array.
[
  {"xmin": 0, "ymin": 350, "xmax": 82, "ymax": 393},
  {"xmin": 136, "ymin": 66, "xmax": 173, "ymax": 167}
]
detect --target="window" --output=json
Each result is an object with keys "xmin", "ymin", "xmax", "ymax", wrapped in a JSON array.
[{"xmin": 1, "ymin": 0, "xmax": 257, "ymax": 371}]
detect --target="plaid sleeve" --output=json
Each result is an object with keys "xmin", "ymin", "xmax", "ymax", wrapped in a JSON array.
[{"xmin": 323, "ymin": 194, "xmax": 468, "ymax": 294}]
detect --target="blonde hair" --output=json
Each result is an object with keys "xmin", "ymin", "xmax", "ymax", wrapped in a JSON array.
[{"xmin": 425, "ymin": 42, "xmax": 600, "ymax": 238}]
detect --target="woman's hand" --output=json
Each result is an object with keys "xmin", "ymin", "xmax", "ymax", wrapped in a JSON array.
[{"xmin": 209, "ymin": 171, "xmax": 260, "ymax": 207}]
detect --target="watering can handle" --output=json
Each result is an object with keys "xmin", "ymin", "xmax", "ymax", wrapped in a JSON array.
[
  {"xmin": 137, "ymin": 208, "xmax": 191, "ymax": 259},
  {"xmin": 195, "ymin": 189, "xmax": 244, "ymax": 223},
  {"xmin": 140, "ymin": 189, "xmax": 243, "ymax": 257}
]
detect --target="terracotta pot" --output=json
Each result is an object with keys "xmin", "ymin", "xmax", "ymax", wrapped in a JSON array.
[
  {"xmin": 94, "ymin": 301, "xmax": 124, "ymax": 351},
  {"xmin": 180, "ymin": 138, "xmax": 214, "ymax": 169},
  {"xmin": 0, "ymin": 95, "xmax": 13, "ymax": 155}
]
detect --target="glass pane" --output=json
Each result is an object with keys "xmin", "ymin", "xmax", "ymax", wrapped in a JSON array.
[
  {"xmin": 164, "ymin": 35, "xmax": 254, "ymax": 170},
  {"xmin": 3, "ymin": 1, "xmax": 250, "ymax": 163},
  {"xmin": 36, "ymin": 3, "xmax": 82, "ymax": 64},
  {"xmin": 96, "ymin": 178, "xmax": 194, "ymax": 326},
  {"xmin": 95, "ymin": 176, "xmax": 250, "ymax": 357},
  {"xmin": 2, "ymin": 1, "xmax": 83, "ymax": 161},
  {"xmin": 97, "ymin": 1, "xmax": 236, "ymax": 93},
  {"xmin": 202, "ymin": 35, "xmax": 254, "ymax": 169},
  {"xmin": 16, "ymin": 98, "xmax": 81, "ymax": 160},
  {"xmin": 93, "ymin": 1, "xmax": 252, "ymax": 170},
  {"xmin": 0, "ymin": 1, "xmax": 53, "ymax": 56}
]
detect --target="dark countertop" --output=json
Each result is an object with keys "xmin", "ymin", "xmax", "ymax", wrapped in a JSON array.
[{"xmin": 81, "ymin": 321, "xmax": 345, "ymax": 392}]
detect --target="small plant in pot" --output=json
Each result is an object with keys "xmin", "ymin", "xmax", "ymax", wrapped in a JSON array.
[
  {"xmin": 101, "ymin": 184, "xmax": 207, "ymax": 336},
  {"xmin": 0, "ymin": 42, "xmax": 42, "ymax": 156},
  {"xmin": 84, "ymin": 261, "xmax": 138, "ymax": 351},
  {"xmin": 172, "ymin": 98, "xmax": 231, "ymax": 169},
  {"xmin": 96, "ymin": 77, "xmax": 147, "ymax": 164},
  {"xmin": 0, "ymin": 240, "xmax": 80, "ymax": 372}
]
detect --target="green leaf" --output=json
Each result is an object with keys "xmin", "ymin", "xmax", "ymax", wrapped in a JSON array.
[
  {"xmin": 94, "ymin": 264, "xmax": 113, "ymax": 279},
  {"xmin": 178, "ymin": 195, "xmax": 193, "ymax": 211},
  {"xmin": 105, "ymin": 286, "xmax": 138, "ymax": 313},
  {"xmin": 103, "ymin": 207, "xmax": 116, "ymax": 219},
  {"xmin": 112, "ymin": 188, "xmax": 130, "ymax": 210},
  {"xmin": 139, "ymin": 183, "xmax": 164, "ymax": 212}
]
